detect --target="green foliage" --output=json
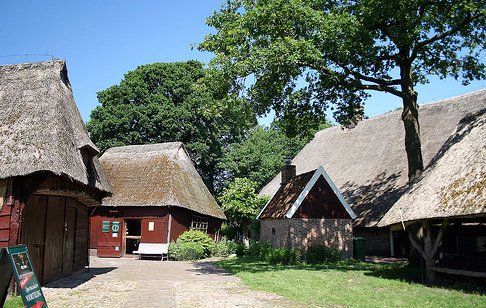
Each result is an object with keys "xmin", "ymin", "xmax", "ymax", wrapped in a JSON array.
[
  {"xmin": 266, "ymin": 248, "xmax": 302, "ymax": 265},
  {"xmin": 201, "ymin": 0, "xmax": 485, "ymax": 125},
  {"xmin": 247, "ymin": 241, "xmax": 272, "ymax": 259},
  {"xmin": 169, "ymin": 241, "xmax": 206, "ymax": 261},
  {"xmin": 219, "ymin": 125, "xmax": 322, "ymax": 189},
  {"xmin": 238, "ymin": 242, "xmax": 341, "ymax": 265},
  {"xmin": 4, "ymin": 296, "xmax": 23, "ymax": 308},
  {"xmin": 212, "ymin": 237, "xmax": 238, "ymax": 257},
  {"xmin": 235, "ymin": 242, "xmax": 247, "ymax": 257},
  {"xmin": 218, "ymin": 178, "xmax": 269, "ymax": 228},
  {"xmin": 304, "ymin": 245, "xmax": 342, "ymax": 264},
  {"xmin": 220, "ymin": 223, "xmax": 239, "ymax": 241},
  {"xmin": 87, "ymin": 61, "xmax": 255, "ymax": 191},
  {"xmin": 169, "ymin": 230, "xmax": 215, "ymax": 260}
]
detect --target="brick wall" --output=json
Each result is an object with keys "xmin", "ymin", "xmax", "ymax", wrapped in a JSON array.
[{"xmin": 260, "ymin": 218, "xmax": 354, "ymax": 258}]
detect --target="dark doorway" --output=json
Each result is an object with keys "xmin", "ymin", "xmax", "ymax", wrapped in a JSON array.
[{"xmin": 125, "ymin": 219, "xmax": 141, "ymax": 254}]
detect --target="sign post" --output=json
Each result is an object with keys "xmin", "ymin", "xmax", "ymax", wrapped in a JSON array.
[{"xmin": 5, "ymin": 245, "xmax": 47, "ymax": 308}]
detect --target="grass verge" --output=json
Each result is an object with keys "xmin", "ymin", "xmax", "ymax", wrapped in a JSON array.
[{"xmin": 218, "ymin": 256, "xmax": 486, "ymax": 307}]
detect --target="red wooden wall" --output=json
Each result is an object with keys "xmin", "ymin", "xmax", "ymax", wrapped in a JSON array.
[{"xmin": 294, "ymin": 176, "xmax": 351, "ymax": 219}]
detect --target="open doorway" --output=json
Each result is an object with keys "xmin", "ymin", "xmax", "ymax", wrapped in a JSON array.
[{"xmin": 125, "ymin": 219, "xmax": 141, "ymax": 254}]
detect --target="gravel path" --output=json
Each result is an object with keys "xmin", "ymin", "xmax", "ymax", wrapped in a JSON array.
[{"xmin": 42, "ymin": 257, "xmax": 298, "ymax": 307}]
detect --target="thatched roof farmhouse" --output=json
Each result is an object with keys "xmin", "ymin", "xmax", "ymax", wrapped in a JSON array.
[
  {"xmin": 90, "ymin": 142, "xmax": 225, "ymax": 257},
  {"xmin": 0, "ymin": 60, "xmax": 110, "ymax": 284},
  {"xmin": 379, "ymin": 109, "xmax": 486, "ymax": 227},
  {"xmin": 260, "ymin": 89, "xmax": 486, "ymax": 255}
]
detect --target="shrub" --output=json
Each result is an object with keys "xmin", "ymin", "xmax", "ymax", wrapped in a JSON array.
[
  {"xmin": 248, "ymin": 241, "xmax": 272, "ymax": 259},
  {"xmin": 212, "ymin": 237, "xmax": 237, "ymax": 257},
  {"xmin": 169, "ymin": 230, "xmax": 215, "ymax": 260},
  {"xmin": 169, "ymin": 241, "xmax": 206, "ymax": 261},
  {"xmin": 235, "ymin": 242, "xmax": 247, "ymax": 256},
  {"xmin": 177, "ymin": 230, "xmax": 214, "ymax": 256},
  {"xmin": 304, "ymin": 245, "xmax": 342, "ymax": 264},
  {"xmin": 265, "ymin": 247, "xmax": 303, "ymax": 265}
]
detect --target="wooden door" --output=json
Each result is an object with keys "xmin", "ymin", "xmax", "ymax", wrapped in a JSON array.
[
  {"xmin": 43, "ymin": 196, "xmax": 65, "ymax": 284},
  {"xmin": 20, "ymin": 195, "xmax": 47, "ymax": 281},
  {"xmin": 141, "ymin": 217, "xmax": 168, "ymax": 243},
  {"xmin": 62, "ymin": 206, "xmax": 77, "ymax": 277},
  {"xmin": 96, "ymin": 218, "xmax": 123, "ymax": 258}
]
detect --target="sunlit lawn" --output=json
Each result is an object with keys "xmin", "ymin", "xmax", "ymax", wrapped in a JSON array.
[{"xmin": 218, "ymin": 256, "xmax": 486, "ymax": 307}]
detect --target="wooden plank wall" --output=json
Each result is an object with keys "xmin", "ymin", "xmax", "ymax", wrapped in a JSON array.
[
  {"xmin": 0, "ymin": 204, "xmax": 11, "ymax": 247},
  {"xmin": 72, "ymin": 199, "xmax": 89, "ymax": 271}
]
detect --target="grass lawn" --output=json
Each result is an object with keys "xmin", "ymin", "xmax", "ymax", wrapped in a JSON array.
[
  {"xmin": 4, "ymin": 295, "xmax": 23, "ymax": 308},
  {"xmin": 218, "ymin": 256, "xmax": 486, "ymax": 307}
]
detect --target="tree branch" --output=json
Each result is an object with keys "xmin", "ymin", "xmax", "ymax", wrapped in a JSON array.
[{"xmin": 411, "ymin": 12, "xmax": 482, "ymax": 60}]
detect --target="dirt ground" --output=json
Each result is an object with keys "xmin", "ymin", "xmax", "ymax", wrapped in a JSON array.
[{"xmin": 42, "ymin": 256, "xmax": 297, "ymax": 308}]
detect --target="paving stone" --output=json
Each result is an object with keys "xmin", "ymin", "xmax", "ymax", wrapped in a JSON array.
[{"xmin": 42, "ymin": 257, "xmax": 299, "ymax": 308}]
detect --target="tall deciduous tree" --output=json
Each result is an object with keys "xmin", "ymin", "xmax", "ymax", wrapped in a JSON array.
[
  {"xmin": 219, "ymin": 177, "xmax": 269, "ymax": 241},
  {"xmin": 200, "ymin": 0, "xmax": 485, "ymax": 182},
  {"xmin": 219, "ymin": 123, "xmax": 330, "ymax": 189},
  {"xmin": 87, "ymin": 61, "xmax": 255, "ymax": 191}
]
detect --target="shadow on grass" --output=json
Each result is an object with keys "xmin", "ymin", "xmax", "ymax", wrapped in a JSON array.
[{"xmin": 217, "ymin": 256, "xmax": 486, "ymax": 295}]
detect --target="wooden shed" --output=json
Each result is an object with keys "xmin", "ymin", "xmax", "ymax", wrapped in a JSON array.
[
  {"xmin": 378, "ymin": 109, "xmax": 486, "ymax": 281},
  {"xmin": 90, "ymin": 143, "xmax": 226, "ymax": 257},
  {"xmin": 257, "ymin": 165, "xmax": 356, "ymax": 258},
  {"xmin": 259, "ymin": 89, "xmax": 486, "ymax": 256},
  {"xmin": 0, "ymin": 60, "xmax": 111, "ymax": 284}
]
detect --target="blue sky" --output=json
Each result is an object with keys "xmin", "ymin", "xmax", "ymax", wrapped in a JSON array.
[{"xmin": 1, "ymin": 1, "xmax": 484, "ymax": 125}]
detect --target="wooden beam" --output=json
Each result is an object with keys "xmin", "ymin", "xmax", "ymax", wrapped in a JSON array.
[
  {"xmin": 431, "ymin": 219, "xmax": 448, "ymax": 258},
  {"xmin": 431, "ymin": 266, "xmax": 486, "ymax": 278}
]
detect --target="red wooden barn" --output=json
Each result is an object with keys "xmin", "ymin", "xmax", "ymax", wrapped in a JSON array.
[
  {"xmin": 0, "ymin": 60, "xmax": 111, "ymax": 284},
  {"xmin": 257, "ymin": 164, "xmax": 356, "ymax": 258},
  {"xmin": 90, "ymin": 143, "xmax": 226, "ymax": 257}
]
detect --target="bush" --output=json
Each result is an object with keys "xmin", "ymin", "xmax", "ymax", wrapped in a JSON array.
[
  {"xmin": 248, "ymin": 241, "xmax": 272, "ymax": 258},
  {"xmin": 212, "ymin": 237, "xmax": 237, "ymax": 257},
  {"xmin": 235, "ymin": 242, "xmax": 247, "ymax": 257},
  {"xmin": 169, "ymin": 230, "xmax": 215, "ymax": 261},
  {"xmin": 304, "ymin": 245, "xmax": 342, "ymax": 264},
  {"xmin": 265, "ymin": 247, "xmax": 303, "ymax": 265},
  {"xmin": 169, "ymin": 241, "xmax": 206, "ymax": 261},
  {"xmin": 178, "ymin": 230, "xmax": 214, "ymax": 256}
]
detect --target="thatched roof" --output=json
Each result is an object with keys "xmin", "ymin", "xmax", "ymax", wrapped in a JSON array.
[
  {"xmin": 378, "ymin": 110, "xmax": 486, "ymax": 226},
  {"xmin": 0, "ymin": 60, "xmax": 110, "ymax": 194},
  {"xmin": 100, "ymin": 142, "xmax": 226, "ymax": 219},
  {"xmin": 259, "ymin": 89, "xmax": 486, "ymax": 227},
  {"xmin": 257, "ymin": 166, "xmax": 356, "ymax": 219}
]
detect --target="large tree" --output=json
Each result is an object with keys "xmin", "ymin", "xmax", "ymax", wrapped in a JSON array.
[
  {"xmin": 87, "ymin": 61, "xmax": 255, "ymax": 191},
  {"xmin": 219, "ymin": 122, "xmax": 330, "ymax": 189},
  {"xmin": 200, "ymin": 0, "xmax": 485, "ymax": 182}
]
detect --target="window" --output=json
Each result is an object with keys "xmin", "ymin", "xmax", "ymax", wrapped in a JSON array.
[
  {"xmin": 191, "ymin": 216, "xmax": 209, "ymax": 233},
  {"xmin": 271, "ymin": 228, "xmax": 276, "ymax": 235}
]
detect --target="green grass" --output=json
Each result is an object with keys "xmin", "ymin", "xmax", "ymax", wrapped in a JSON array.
[
  {"xmin": 218, "ymin": 256, "xmax": 486, "ymax": 307},
  {"xmin": 4, "ymin": 295, "xmax": 23, "ymax": 308}
]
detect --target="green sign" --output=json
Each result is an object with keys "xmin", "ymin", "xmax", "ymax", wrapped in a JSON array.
[
  {"xmin": 4, "ymin": 245, "xmax": 47, "ymax": 307},
  {"xmin": 102, "ymin": 221, "xmax": 110, "ymax": 233},
  {"xmin": 112, "ymin": 221, "xmax": 120, "ymax": 233}
]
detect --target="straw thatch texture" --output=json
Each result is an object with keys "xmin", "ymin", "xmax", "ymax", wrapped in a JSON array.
[
  {"xmin": 259, "ymin": 170, "xmax": 315, "ymax": 219},
  {"xmin": 100, "ymin": 142, "xmax": 226, "ymax": 219},
  {"xmin": 378, "ymin": 110, "xmax": 486, "ymax": 226},
  {"xmin": 259, "ymin": 90, "xmax": 486, "ymax": 227},
  {"xmin": 0, "ymin": 60, "xmax": 110, "ymax": 193}
]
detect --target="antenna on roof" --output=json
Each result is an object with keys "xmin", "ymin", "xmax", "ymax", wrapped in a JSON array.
[{"xmin": 0, "ymin": 52, "xmax": 56, "ymax": 62}]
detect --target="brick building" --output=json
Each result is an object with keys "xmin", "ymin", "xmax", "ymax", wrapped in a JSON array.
[{"xmin": 257, "ymin": 165, "xmax": 356, "ymax": 258}]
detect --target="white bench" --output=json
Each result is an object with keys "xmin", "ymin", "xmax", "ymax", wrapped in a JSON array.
[{"xmin": 133, "ymin": 243, "xmax": 169, "ymax": 261}]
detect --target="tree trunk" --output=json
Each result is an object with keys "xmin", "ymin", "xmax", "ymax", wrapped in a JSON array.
[
  {"xmin": 423, "ymin": 221, "xmax": 437, "ymax": 284},
  {"xmin": 400, "ymin": 64, "xmax": 424, "ymax": 183}
]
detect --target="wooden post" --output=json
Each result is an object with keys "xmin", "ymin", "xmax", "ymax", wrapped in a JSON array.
[{"xmin": 422, "ymin": 220, "xmax": 437, "ymax": 284}]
